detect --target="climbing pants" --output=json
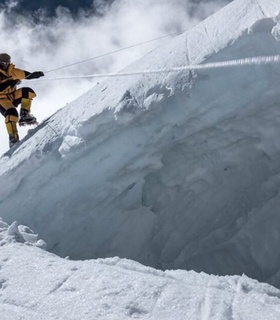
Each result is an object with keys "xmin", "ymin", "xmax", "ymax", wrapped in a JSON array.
[{"xmin": 0, "ymin": 87, "xmax": 36, "ymax": 142}]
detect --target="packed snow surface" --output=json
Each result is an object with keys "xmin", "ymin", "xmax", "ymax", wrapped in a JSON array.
[
  {"xmin": 1, "ymin": 219, "xmax": 280, "ymax": 320},
  {"xmin": 1, "ymin": 1, "xmax": 280, "ymax": 317}
]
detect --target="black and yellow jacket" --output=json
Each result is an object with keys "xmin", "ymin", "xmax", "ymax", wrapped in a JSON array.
[{"xmin": 0, "ymin": 64, "xmax": 39, "ymax": 95}]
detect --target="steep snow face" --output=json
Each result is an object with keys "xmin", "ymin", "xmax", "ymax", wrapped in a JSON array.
[{"xmin": 1, "ymin": 0, "xmax": 280, "ymax": 288}]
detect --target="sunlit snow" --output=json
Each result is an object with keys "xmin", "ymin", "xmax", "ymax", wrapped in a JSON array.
[
  {"xmin": 1, "ymin": 0, "xmax": 280, "ymax": 318},
  {"xmin": 1, "ymin": 219, "xmax": 280, "ymax": 320}
]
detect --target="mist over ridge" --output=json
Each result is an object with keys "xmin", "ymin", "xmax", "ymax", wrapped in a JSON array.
[
  {"xmin": 0, "ymin": 0, "xmax": 230, "ymax": 154},
  {"xmin": 1, "ymin": 0, "xmax": 232, "ymax": 21}
]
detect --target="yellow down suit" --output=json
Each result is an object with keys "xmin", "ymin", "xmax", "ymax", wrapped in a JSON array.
[{"xmin": 0, "ymin": 64, "xmax": 36, "ymax": 143}]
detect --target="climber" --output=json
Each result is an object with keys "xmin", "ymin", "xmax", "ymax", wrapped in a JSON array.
[{"xmin": 0, "ymin": 53, "xmax": 44, "ymax": 148}]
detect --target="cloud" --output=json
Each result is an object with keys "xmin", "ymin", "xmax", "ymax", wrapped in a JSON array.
[
  {"xmin": 0, "ymin": 0, "xmax": 229, "ymax": 153},
  {"xmin": 3, "ymin": 0, "xmax": 19, "ymax": 12}
]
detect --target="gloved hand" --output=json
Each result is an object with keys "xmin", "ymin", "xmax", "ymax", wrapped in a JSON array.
[{"xmin": 28, "ymin": 71, "xmax": 45, "ymax": 79}]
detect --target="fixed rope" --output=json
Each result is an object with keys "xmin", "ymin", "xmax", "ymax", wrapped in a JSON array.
[
  {"xmin": 32, "ymin": 55, "xmax": 280, "ymax": 81},
  {"xmin": 44, "ymin": 32, "xmax": 178, "ymax": 74}
]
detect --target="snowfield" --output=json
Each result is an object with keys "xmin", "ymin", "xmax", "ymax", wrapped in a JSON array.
[
  {"xmin": 2, "ymin": 0, "xmax": 280, "ymax": 318},
  {"xmin": 1, "ymin": 219, "xmax": 280, "ymax": 320}
]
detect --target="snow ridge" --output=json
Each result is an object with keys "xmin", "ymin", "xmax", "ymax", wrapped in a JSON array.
[{"xmin": 1, "ymin": 0, "xmax": 280, "ymax": 306}]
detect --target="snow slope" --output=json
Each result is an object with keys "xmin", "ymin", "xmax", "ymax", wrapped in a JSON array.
[
  {"xmin": 1, "ymin": 0, "xmax": 280, "ymax": 298},
  {"xmin": 1, "ymin": 219, "xmax": 280, "ymax": 320}
]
